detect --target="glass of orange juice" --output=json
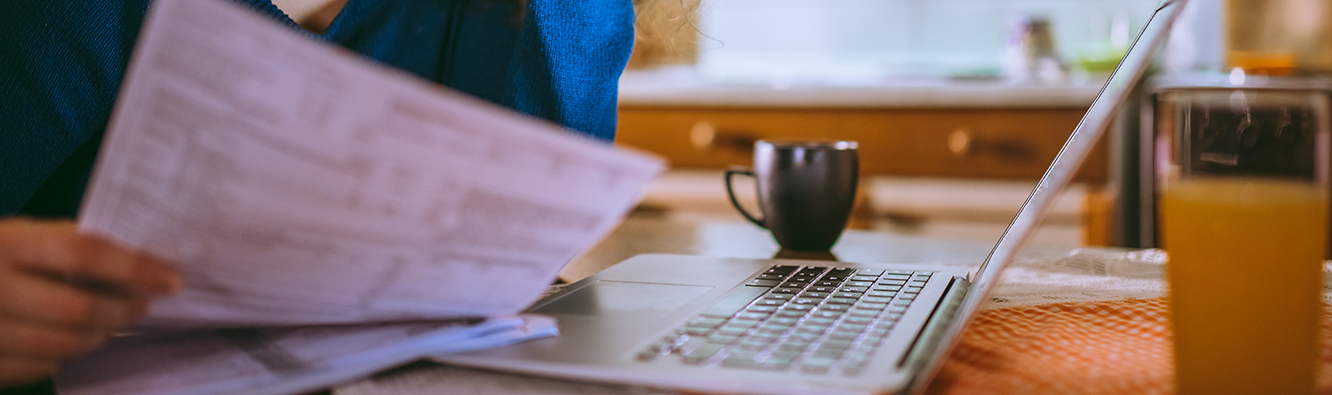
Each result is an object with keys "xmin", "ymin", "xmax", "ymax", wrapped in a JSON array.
[{"xmin": 1156, "ymin": 85, "xmax": 1329, "ymax": 395}]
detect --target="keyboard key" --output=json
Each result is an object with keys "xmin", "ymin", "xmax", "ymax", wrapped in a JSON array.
[
  {"xmin": 844, "ymin": 316, "xmax": 874, "ymax": 324},
  {"xmin": 880, "ymin": 280, "xmax": 906, "ymax": 286},
  {"xmin": 771, "ymin": 288, "xmax": 799, "ymax": 294},
  {"xmin": 851, "ymin": 275, "xmax": 879, "ymax": 282},
  {"xmin": 836, "ymin": 323, "xmax": 868, "ymax": 332},
  {"xmin": 769, "ymin": 317, "xmax": 800, "ymax": 325},
  {"xmin": 779, "ymin": 310, "xmax": 807, "ymax": 318},
  {"xmin": 731, "ymin": 318, "xmax": 761, "ymax": 327},
  {"xmin": 868, "ymin": 291, "xmax": 897, "ymax": 298},
  {"xmin": 815, "ymin": 280, "xmax": 840, "ymax": 287},
  {"xmin": 724, "ymin": 358, "xmax": 789, "ymax": 371},
  {"xmin": 806, "ymin": 316, "xmax": 836, "ymax": 325},
  {"xmin": 757, "ymin": 274, "xmax": 786, "ymax": 280},
  {"xmin": 765, "ymin": 293, "xmax": 795, "ymax": 300},
  {"xmin": 829, "ymin": 267, "xmax": 856, "ymax": 275},
  {"xmin": 688, "ymin": 317, "xmax": 725, "ymax": 327},
  {"xmin": 824, "ymin": 297, "xmax": 856, "ymax": 305},
  {"xmin": 796, "ymin": 325, "xmax": 830, "ymax": 335},
  {"xmin": 862, "ymin": 296, "xmax": 892, "ymax": 304},
  {"xmin": 724, "ymin": 321, "xmax": 756, "ymax": 331},
  {"xmin": 810, "ymin": 286, "xmax": 836, "ymax": 293},
  {"xmin": 708, "ymin": 334, "xmax": 739, "ymax": 344},
  {"xmin": 786, "ymin": 304, "xmax": 814, "ymax": 311},
  {"xmin": 857, "ymin": 302, "xmax": 887, "ymax": 310},
  {"xmin": 748, "ymin": 305, "xmax": 778, "ymax": 312},
  {"xmin": 848, "ymin": 309, "xmax": 880, "ymax": 318},
  {"xmin": 746, "ymin": 279, "xmax": 779, "ymax": 287},
  {"xmin": 820, "ymin": 304, "xmax": 849, "ymax": 311},
  {"xmin": 802, "ymin": 362, "xmax": 833, "ymax": 373},
  {"xmin": 904, "ymin": 286, "xmax": 923, "ymax": 294},
  {"xmin": 738, "ymin": 340, "xmax": 773, "ymax": 351},
  {"xmin": 899, "ymin": 294, "xmax": 916, "ymax": 300},
  {"xmin": 834, "ymin": 292, "xmax": 864, "ymax": 299},
  {"xmin": 684, "ymin": 327, "xmax": 711, "ymax": 336},
  {"xmin": 846, "ymin": 281, "xmax": 874, "ymax": 287},
  {"xmin": 821, "ymin": 339, "xmax": 853, "ymax": 350},
  {"xmin": 828, "ymin": 331, "xmax": 860, "ymax": 341},
  {"xmin": 681, "ymin": 343, "xmax": 726, "ymax": 364},
  {"xmin": 763, "ymin": 351, "xmax": 802, "ymax": 364},
  {"xmin": 637, "ymin": 350, "xmax": 662, "ymax": 361},
  {"xmin": 854, "ymin": 268, "xmax": 885, "ymax": 275},
  {"xmin": 813, "ymin": 310, "xmax": 845, "ymax": 318},
  {"xmin": 769, "ymin": 265, "xmax": 800, "ymax": 273},
  {"xmin": 792, "ymin": 298, "xmax": 820, "ymax": 305},
  {"xmin": 840, "ymin": 287, "xmax": 868, "ymax": 293},
  {"xmin": 801, "ymin": 291, "xmax": 830, "ymax": 298},
  {"xmin": 778, "ymin": 342, "xmax": 811, "ymax": 352}
]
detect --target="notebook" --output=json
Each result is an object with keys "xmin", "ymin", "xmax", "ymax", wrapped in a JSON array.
[{"xmin": 436, "ymin": 1, "xmax": 1186, "ymax": 394}]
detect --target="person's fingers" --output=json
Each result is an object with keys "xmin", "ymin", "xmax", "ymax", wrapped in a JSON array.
[
  {"xmin": 0, "ymin": 218, "xmax": 181, "ymax": 295},
  {"xmin": 0, "ymin": 318, "xmax": 99, "ymax": 361},
  {"xmin": 0, "ymin": 267, "xmax": 150, "ymax": 331},
  {"xmin": 0, "ymin": 356, "xmax": 60, "ymax": 388}
]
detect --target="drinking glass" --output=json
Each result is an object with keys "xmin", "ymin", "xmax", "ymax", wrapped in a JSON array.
[{"xmin": 1156, "ymin": 86, "xmax": 1329, "ymax": 395}]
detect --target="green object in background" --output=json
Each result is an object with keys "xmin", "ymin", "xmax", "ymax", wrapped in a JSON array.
[{"xmin": 1077, "ymin": 44, "xmax": 1129, "ymax": 73}]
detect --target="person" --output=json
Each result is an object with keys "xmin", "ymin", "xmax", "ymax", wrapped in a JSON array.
[{"xmin": 0, "ymin": 0, "xmax": 634, "ymax": 389}]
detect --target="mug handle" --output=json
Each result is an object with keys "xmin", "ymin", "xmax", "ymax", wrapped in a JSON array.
[{"xmin": 724, "ymin": 167, "xmax": 767, "ymax": 229}]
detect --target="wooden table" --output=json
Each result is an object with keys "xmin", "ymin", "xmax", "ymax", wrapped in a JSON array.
[{"xmin": 335, "ymin": 212, "xmax": 1090, "ymax": 395}]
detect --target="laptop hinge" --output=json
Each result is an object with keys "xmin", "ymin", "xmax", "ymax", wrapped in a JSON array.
[{"xmin": 896, "ymin": 276, "xmax": 970, "ymax": 370}]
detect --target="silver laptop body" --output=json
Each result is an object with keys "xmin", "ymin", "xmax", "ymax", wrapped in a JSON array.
[{"xmin": 438, "ymin": 2, "xmax": 1185, "ymax": 394}]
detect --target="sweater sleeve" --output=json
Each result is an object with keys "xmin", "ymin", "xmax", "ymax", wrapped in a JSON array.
[
  {"xmin": 507, "ymin": 0, "xmax": 635, "ymax": 142},
  {"xmin": 0, "ymin": 1, "xmax": 150, "ymax": 216}
]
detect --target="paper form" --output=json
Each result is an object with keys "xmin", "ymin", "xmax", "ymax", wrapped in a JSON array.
[
  {"xmin": 77, "ymin": 0, "xmax": 664, "ymax": 328},
  {"xmin": 56, "ymin": 315, "xmax": 558, "ymax": 395},
  {"xmin": 335, "ymin": 361, "xmax": 679, "ymax": 395}
]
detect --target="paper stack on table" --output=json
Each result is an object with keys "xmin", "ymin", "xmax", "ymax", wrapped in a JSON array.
[
  {"xmin": 59, "ymin": 316, "xmax": 558, "ymax": 395},
  {"xmin": 55, "ymin": 0, "xmax": 663, "ymax": 392}
]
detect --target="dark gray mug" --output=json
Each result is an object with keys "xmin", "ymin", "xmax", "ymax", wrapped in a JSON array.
[{"xmin": 725, "ymin": 139, "xmax": 859, "ymax": 252}]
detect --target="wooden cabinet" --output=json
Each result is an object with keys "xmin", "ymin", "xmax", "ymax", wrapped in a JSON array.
[{"xmin": 616, "ymin": 106, "xmax": 1106, "ymax": 182}]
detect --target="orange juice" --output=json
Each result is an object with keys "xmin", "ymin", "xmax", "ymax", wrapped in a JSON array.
[{"xmin": 1162, "ymin": 179, "xmax": 1325, "ymax": 395}]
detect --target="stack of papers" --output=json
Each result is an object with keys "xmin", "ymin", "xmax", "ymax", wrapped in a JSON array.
[
  {"xmin": 56, "ymin": 0, "xmax": 663, "ymax": 392},
  {"xmin": 59, "ymin": 316, "xmax": 557, "ymax": 395}
]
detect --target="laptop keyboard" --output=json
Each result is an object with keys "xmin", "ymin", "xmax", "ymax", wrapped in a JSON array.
[{"xmin": 636, "ymin": 265, "xmax": 934, "ymax": 376}]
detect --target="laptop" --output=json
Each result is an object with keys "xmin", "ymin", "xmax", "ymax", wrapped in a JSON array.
[{"xmin": 437, "ymin": 2, "xmax": 1186, "ymax": 394}]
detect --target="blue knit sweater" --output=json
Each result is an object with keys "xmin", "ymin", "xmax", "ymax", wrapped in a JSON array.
[{"xmin": 0, "ymin": 0, "xmax": 633, "ymax": 217}]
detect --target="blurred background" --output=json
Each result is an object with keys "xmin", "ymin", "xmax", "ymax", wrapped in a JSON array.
[{"xmin": 614, "ymin": 0, "xmax": 1332, "ymax": 250}]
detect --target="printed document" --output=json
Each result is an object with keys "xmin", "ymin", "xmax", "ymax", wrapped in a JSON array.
[
  {"xmin": 76, "ymin": 0, "xmax": 663, "ymax": 329},
  {"xmin": 58, "ymin": 315, "xmax": 557, "ymax": 395}
]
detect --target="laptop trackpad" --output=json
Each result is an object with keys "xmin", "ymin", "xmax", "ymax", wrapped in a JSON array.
[{"xmin": 534, "ymin": 280, "xmax": 713, "ymax": 316}]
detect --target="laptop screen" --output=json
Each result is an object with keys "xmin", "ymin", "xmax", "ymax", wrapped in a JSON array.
[{"xmin": 910, "ymin": 0, "xmax": 1187, "ymax": 391}]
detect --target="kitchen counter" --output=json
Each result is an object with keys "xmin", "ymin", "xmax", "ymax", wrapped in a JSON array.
[{"xmin": 618, "ymin": 66, "xmax": 1105, "ymax": 109}]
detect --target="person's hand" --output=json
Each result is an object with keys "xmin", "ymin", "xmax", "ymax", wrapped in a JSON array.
[{"xmin": 0, "ymin": 218, "xmax": 181, "ymax": 386}]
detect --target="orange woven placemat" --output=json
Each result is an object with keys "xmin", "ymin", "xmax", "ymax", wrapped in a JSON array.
[{"xmin": 923, "ymin": 298, "xmax": 1332, "ymax": 395}]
